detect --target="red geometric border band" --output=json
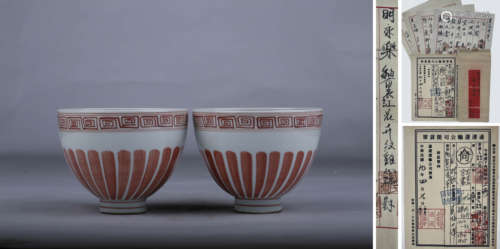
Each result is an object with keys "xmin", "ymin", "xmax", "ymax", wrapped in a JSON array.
[
  {"xmin": 58, "ymin": 112, "xmax": 188, "ymax": 131},
  {"xmin": 193, "ymin": 112, "xmax": 322, "ymax": 130}
]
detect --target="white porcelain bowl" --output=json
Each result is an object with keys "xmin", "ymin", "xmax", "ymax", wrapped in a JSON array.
[
  {"xmin": 57, "ymin": 108, "xmax": 188, "ymax": 214},
  {"xmin": 193, "ymin": 108, "xmax": 322, "ymax": 213}
]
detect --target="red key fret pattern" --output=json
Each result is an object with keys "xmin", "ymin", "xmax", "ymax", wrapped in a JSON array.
[
  {"xmin": 58, "ymin": 112, "xmax": 188, "ymax": 131},
  {"xmin": 193, "ymin": 112, "xmax": 322, "ymax": 130}
]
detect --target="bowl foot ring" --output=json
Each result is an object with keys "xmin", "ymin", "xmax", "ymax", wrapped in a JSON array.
[
  {"xmin": 99, "ymin": 200, "xmax": 147, "ymax": 214},
  {"xmin": 234, "ymin": 199, "xmax": 282, "ymax": 214}
]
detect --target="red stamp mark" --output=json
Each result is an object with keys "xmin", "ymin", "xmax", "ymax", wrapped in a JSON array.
[
  {"xmin": 418, "ymin": 208, "xmax": 444, "ymax": 229},
  {"xmin": 378, "ymin": 169, "xmax": 398, "ymax": 194},
  {"xmin": 445, "ymin": 99, "xmax": 454, "ymax": 117},
  {"xmin": 417, "ymin": 98, "xmax": 432, "ymax": 109},
  {"xmin": 471, "ymin": 210, "xmax": 488, "ymax": 231},
  {"xmin": 472, "ymin": 168, "xmax": 488, "ymax": 184},
  {"xmin": 473, "ymin": 230, "xmax": 487, "ymax": 245},
  {"xmin": 468, "ymin": 69, "xmax": 481, "ymax": 119}
]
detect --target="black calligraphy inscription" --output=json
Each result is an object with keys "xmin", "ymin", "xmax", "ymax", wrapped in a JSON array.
[{"xmin": 376, "ymin": 5, "xmax": 398, "ymax": 232}]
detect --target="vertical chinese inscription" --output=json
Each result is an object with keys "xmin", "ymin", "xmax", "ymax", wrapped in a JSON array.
[
  {"xmin": 415, "ymin": 57, "xmax": 457, "ymax": 119},
  {"xmin": 376, "ymin": 1, "xmax": 398, "ymax": 247},
  {"xmin": 412, "ymin": 129, "xmax": 496, "ymax": 247},
  {"xmin": 420, "ymin": 13, "xmax": 436, "ymax": 54}
]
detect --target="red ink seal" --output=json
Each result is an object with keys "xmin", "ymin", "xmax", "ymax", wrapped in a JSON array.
[
  {"xmin": 468, "ymin": 70, "xmax": 481, "ymax": 119},
  {"xmin": 418, "ymin": 208, "xmax": 444, "ymax": 229}
]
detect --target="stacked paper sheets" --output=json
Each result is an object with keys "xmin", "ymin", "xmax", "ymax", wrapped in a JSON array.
[{"xmin": 403, "ymin": 0, "xmax": 495, "ymax": 55}]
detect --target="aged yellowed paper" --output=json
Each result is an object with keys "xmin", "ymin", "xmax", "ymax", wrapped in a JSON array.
[
  {"xmin": 433, "ymin": 10, "xmax": 495, "ymax": 55},
  {"xmin": 416, "ymin": 5, "xmax": 475, "ymax": 55},
  {"xmin": 402, "ymin": 0, "xmax": 461, "ymax": 55},
  {"xmin": 376, "ymin": 0, "xmax": 398, "ymax": 248},
  {"xmin": 411, "ymin": 51, "xmax": 491, "ymax": 121},
  {"xmin": 411, "ymin": 54, "xmax": 458, "ymax": 121},
  {"xmin": 404, "ymin": 126, "xmax": 498, "ymax": 249}
]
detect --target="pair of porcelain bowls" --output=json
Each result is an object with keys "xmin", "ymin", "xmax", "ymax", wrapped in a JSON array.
[{"xmin": 57, "ymin": 107, "xmax": 322, "ymax": 214}]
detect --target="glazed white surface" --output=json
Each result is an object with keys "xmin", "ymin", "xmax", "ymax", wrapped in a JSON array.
[
  {"xmin": 59, "ymin": 130, "xmax": 187, "ymax": 151},
  {"xmin": 195, "ymin": 128, "xmax": 319, "ymax": 208},
  {"xmin": 194, "ymin": 129, "xmax": 320, "ymax": 153}
]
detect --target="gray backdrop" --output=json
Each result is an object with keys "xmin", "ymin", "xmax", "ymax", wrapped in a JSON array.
[
  {"xmin": 0, "ymin": 1, "xmax": 372, "ymax": 248},
  {"xmin": 0, "ymin": 0, "xmax": 372, "ymax": 161}
]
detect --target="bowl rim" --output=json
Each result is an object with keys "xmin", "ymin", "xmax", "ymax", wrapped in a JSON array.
[
  {"xmin": 57, "ymin": 108, "xmax": 188, "ymax": 113},
  {"xmin": 192, "ymin": 107, "xmax": 323, "ymax": 113}
]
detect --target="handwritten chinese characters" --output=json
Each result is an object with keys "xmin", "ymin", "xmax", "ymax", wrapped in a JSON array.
[
  {"xmin": 376, "ymin": 1, "xmax": 398, "ymax": 245},
  {"xmin": 402, "ymin": 0, "xmax": 495, "ymax": 56},
  {"xmin": 434, "ymin": 10, "xmax": 495, "ymax": 55},
  {"xmin": 414, "ymin": 57, "xmax": 457, "ymax": 119},
  {"xmin": 405, "ymin": 127, "xmax": 498, "ymax": 249}
]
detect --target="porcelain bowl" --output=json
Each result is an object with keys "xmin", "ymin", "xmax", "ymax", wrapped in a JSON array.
[
  {"xmin": 57, "ymin": 108, "xmax": 188, "ymax": 214},
  {"xmin": 193, "ymin": 108, "xmax": 322, "ymax": 213}
]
